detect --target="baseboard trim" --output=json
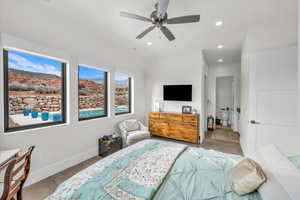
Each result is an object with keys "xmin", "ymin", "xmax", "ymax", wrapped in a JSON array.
[{"xmin": 25, "ymin": 147, "xmax": 98, "ymax": 187}]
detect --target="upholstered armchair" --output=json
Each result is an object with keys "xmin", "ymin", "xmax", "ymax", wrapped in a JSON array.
[{"xmin": 117, "ymin": 119, "xmax": 151, "ymax": 147}]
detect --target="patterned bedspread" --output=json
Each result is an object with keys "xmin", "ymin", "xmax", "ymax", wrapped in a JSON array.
[
  {"xmin": 46, "ymin": 140, "xmax": 187, "ymax": 200},
  {"xmin": 46, "ymin": 140, "xmax": 262, "ymax": 200}
]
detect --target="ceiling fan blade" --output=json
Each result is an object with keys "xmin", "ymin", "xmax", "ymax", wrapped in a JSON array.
[
  {"xmin": 157, "ymin": 0, "xmax": 170, "ymax": 19},
  {"xmin": 166, "ymin": 15, "xmax": 200, "ymax": 24},
  {"xmin": 160, "ymin": 26, "xmax": 175, "ymax": 41},
  {"xmin": 136, "ymin": 26, "xmax": 156, "ymax": 39},
  {"xmin": 120, "ymin": 11, "xmax": 152, "ymax": 22}
]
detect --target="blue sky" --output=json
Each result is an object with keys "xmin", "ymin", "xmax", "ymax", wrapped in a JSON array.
[
  {"xmin": 8, "ymin": 50, "xmax": 62, "ymax": 76},
  {"xmin": 115, "ymin": 73, "xmax": 129, "ymax": 82},
  {"xmin": 7, "ymin": 50, "xmax": 130, "ymax": 84},
  {"xmin": 79, "ymin": 65, "xmax": 105, "ymax": 83},
  {"xmin": 115, "ymin": 73, "xmax": 130, "ymax": 85},
  {"xmin": 79, "ymin": 67, "xmax": 129, "ymax": 84}
]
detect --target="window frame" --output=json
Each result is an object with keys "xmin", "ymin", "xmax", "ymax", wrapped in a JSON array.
[
  {"xmin": 3, "ymin": 49, "xmax": 67, "ymax": 133},
  {"xmin": 115, "ymin": 75, "xmax": 132, "ymax": 116},
  {"xmin": 78, "ymin": 65, "xmax": 108, "ymax": 121}
]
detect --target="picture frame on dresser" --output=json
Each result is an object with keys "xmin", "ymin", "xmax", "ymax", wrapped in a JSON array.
[{"xmin": 182, "ymin": 106, "xmax": 192, "ymax": 114}]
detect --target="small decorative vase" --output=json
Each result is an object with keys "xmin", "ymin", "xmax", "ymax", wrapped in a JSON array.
[
  {"xmin": 154, "ymin": 100, "xmax": 160, "ymax": 112},
  {"xmin": 159, "ymin": 102, "xmax": 164, "ymax": 112}
]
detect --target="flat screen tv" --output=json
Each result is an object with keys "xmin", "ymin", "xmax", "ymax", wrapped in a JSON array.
[{"xmin": 163, "ymin": 85, "xmax": 192, "ymax": 101}]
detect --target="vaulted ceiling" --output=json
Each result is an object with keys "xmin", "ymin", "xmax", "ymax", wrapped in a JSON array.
[{"xmin": 0, "ymin": 0, "xmax": 298, "ymax": 65}]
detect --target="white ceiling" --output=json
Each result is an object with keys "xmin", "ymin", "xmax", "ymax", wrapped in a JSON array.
[{"xmin": 0, "ymin": 0, "xmax": 298, "ymax": 66}]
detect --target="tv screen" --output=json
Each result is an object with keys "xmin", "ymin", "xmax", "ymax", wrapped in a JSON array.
[{"xmin": 163, "ymin": 85, "xmax": 192, "ymax": 101}]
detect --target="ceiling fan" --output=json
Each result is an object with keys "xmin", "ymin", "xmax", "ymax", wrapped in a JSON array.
[{"xmin": 120, "ymin": 0, "xmax": 200, "ymax": 41}]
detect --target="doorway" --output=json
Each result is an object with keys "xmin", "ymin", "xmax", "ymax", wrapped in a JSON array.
[
  {"xmin": 216, "ymin": 76, "xmax": 234, "ymax": 129},
  {"xmin": 207, "ymin": 76, "xmax": 240, "ymax": 143}
]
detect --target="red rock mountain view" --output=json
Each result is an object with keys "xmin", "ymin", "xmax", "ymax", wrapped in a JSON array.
[
  {"xmin": 8, "ymin": 69, "xmax": 104, "ymax": 91},
  {"xmin": 79, "ymin": 79, "xmax": 104, "ymax": 91},
  {"xmin": 8, "ymin": 69, "xmax": 62, "ymax": 89}
]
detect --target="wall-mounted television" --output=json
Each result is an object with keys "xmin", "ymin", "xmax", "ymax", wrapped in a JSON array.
[{"xmin": 163, "ymin": 85, "xmax": 192, "ymax": 101}]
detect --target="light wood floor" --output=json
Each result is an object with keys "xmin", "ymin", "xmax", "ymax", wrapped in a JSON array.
[
  {"xmin": 24, "ymin": 129, "xmax": 242, "ymax": 200},
  {"xmin": 207, "ymin": 127, "xmax": 240, "ymax": 144}
]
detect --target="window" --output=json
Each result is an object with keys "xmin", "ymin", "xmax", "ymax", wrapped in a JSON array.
[
  {"xmin": 78, "ymin": 65, "xmax": 108, "ymax": 120},
  {"xmin": 115, "ymin": 73, "xmax": 132, "ymax": 115},
  {"xmin": 3, "ymin": 49, "xmax": 67, "ymax": 132}
]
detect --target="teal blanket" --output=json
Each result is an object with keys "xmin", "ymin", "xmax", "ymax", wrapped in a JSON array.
[
  {"xmin": 46, "ymin": 140, "xmax": 262, "ymax": 200},
  {"xmin": 153, "ymin": 147, "xmax": 262, "ymax": 200}
]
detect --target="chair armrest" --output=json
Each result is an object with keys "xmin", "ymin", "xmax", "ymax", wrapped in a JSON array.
[
  {"xmin": 138, "ymin": 121, "xmax": 148, "ymax": 131},
  {"xmin": 119, "ymin": 126, "xmax": 128, "ymax": 137}
]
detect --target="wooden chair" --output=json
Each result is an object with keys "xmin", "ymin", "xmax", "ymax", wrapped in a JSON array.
[{"xmin": 0, "ymin": 146, "xmax": 35, "ymax": 200}]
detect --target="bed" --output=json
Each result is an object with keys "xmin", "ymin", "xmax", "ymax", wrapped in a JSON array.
[{"xmin": 46, "ymin": 139, "xmax": 300, "ymax": 200}]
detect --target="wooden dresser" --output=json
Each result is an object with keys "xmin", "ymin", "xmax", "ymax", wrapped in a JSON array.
[{"xmin": 149, "ymin": 112, "xmax": 199, "ymax": 143}]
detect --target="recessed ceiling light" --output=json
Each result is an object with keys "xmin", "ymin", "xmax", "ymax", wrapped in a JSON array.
[
  {"xmin": 217, "ymin": 45, "xmax": 224, "ymax": 49},
  {"xmin": 218, "ymin": 58, "xmax": 223, "ymax": 63},
  {"xmin": 147, "ymin": 42, "xmax": 152, "ymax": 46},
  {"xmin": 216, "ymin": 20, "xmax": 223, "ymax": 26}
]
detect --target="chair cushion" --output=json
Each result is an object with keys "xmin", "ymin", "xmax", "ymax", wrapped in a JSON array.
[
  {"xmin": 127, "ymin": 130, "xmax": 151, "ymax": 145},
  {"xmin": 124, "ymin": 119, "xmax": 140, "ymax": 132},
  {"xmin": 231, "ymin": 158, "xmax": 267, "ymax": 195}
]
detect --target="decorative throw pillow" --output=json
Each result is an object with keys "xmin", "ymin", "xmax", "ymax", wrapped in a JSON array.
[
  {"xmin": 231, "ymin": 158, "xmax": 267, "ymax": 196},
  {"xmin": 124, "ymin": 119, "xmax": 140, "ymax": 132}
]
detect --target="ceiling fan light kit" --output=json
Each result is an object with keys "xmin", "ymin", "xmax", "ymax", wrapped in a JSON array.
[{"xmin": 120, "ymin": 0, "xmax": 200, "ymax": 42}]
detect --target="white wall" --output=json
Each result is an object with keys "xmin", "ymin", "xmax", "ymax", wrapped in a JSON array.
[
  {"xmin": 297, "ymin": 0, "xmax": 300, "ymax": 151},
  {"xmin": 216, "ymin": 76, "xmax": 233, "ymax": 120},
  {"xmin": 0, "ymin": 33, "xmax": 147, "ymax": 185},
  {"xmin": 145, "ymin": 52, "xmax": 207, "ymax": 143},
  {"xmin": 207, "ymin": 62, "xmax": 241, "ymax": 132},
  {"xmin": 298, "ymin": 0, "xmax": 300, "ymax": 147}
]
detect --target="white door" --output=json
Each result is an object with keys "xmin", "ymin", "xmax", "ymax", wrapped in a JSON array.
[{"xmin": 248, "ymin": 46, "xmax": 298, "ymax": 155}]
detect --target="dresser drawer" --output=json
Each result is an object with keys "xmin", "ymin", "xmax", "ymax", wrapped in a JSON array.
[
  {"xmin": 168, "ymin": 126, "xmax": 197, "ymax": 135},
  {"xmin": 182, "ymin": 115, "xmax": 197, "ymax": 123},
  {"xmin": 167, "ymin": 132, "xmax": 197, "ymax": 143},
  {"xmin": 150, "ymin": 122, "xmax": 168, "ymax": 134},
  {"xmin": 149, "ymin": 112, "xmax": 160, "ymax": 119},
  {"xmin": 160, "ymin": 113, "xmax": 182, "ymax": 122}
]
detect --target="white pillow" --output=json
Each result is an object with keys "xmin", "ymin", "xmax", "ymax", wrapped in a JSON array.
[
  {"xmin": 250, "ymin": 144, "xmax": 300, "ymax": 200},
  {"xmin": 231, "ymin": 158, "xmax": 267, "ymax": 195},
  {"xmin": 124, "ymin": 119, "xmax": 140, "ymax": 132}
]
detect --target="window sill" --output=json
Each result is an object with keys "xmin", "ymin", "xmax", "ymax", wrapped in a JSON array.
[
  {"xmin": 78, "ymin": 115, "xmax": 109, "ymax": 122},
  {"xmin": 2, "ymin": 122, "xmax": 68, "ymax": 136},
  {"xmin": 115, "ymin": 112, "xmax": 134, "ymax": 117}
]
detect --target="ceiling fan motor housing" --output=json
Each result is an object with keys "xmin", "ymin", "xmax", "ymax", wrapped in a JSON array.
[{"xmin": 151, "ymin": 10, "xmax": 167, "ymax": 26}]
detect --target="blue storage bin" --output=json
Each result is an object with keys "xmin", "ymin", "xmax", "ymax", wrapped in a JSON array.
[
  {"xmin": 41, "ymin": 112, "xmax": 49, "ymax": 121},
  {"xmin": 23, "ymin": 109, "xmax": 31, "ymax": 116},
  {"xmin": 31, "ymin": 111, "xmax": 38, "ymax": 118}
]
